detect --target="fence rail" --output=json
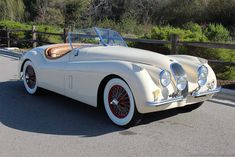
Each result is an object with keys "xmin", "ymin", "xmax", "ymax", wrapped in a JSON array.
[
  {"xmin": 35, "ymin": 31, "xmax": 63, "ymax": 36},
  {"xmin": 208, "ymin": 60, "xmax": 235, "ymax": 66},
  {"xmin": 179, "ymin": 41, "xmax": 235, "ymax": 49},
  {"xmin": 123, "ymin": 37, "xmax": 170, "ymax": 45},
  {"xmin": 0, "ymin": 26, "xmax": 234, "ymax": 66}
]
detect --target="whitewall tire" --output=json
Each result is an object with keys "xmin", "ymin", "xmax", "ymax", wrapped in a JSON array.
[
  {"xmin": 103, "ymin": 78, "xmax": 139, "ymax": 126},
  {"xmin": 23, "ymin": 61, "xmax": 38, "ymax": 95}
]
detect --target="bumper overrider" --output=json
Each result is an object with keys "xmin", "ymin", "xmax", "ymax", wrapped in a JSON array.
[
  {"xmin": 147, "ymin": 86, "xmax": 221, "ymax": 107},
  {"xmin": 192, "ymin": 86, "xmax": 221, "ymax": 97}
]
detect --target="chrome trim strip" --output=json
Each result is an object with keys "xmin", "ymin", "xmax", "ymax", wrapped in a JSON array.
[
  {"xmin": 192, "ymin": 86, "xmax": 221, "ymax": 97},
  {"xmin": 146, "ymin": 96, "xmax": 184, "ymax": 107}
]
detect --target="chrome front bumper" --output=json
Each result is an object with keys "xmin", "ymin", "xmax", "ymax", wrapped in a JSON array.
[
  {"xmin": 146, "ymin": 87, "xmax": 221, "ymax": 107},
  {"xmin": 192, "ymin": 86, "xmax": 221, "ymax": 97},
  {"xmin": 147, "ymin": 95, "xmax": 184, "ymax": 107}
]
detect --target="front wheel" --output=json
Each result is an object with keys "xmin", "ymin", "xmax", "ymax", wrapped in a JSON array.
[
  {"xmin": 103, "ymin": 78, "xmax": 142, "ymax": 127},
  {"xmin": 23, "ymin": 61, "xmax": 39, "ymax": 95}
]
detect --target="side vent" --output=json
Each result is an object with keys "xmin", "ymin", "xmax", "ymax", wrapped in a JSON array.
[{"xmin": 68, "ymin": 75, "xmax": 73, "ymax": 89}]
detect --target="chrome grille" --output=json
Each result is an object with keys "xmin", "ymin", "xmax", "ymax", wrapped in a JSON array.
[
  {"xmin": 170, "ymin": 63, "xmax": 185, "ymax": 77},
  {"xmin": 170, "ymin": 63, "xmax": 188, "ymax": 97}
]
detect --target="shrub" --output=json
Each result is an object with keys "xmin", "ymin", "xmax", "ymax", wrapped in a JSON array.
[
  {"xmin": 183, "ymin": 22, "xmax": 202, "ymax": 33},
  {"xmin": 0, "ymin": 20, "xmax": 31, "ymax": 47},
  {"xmin": 0, "ymin": 20, "xmax": 31, "ymax": 30},
  {"xmin": 210, "ymin": 49, "xmax": 235, "ymax": 80},
  {"xmin": 0, "ymin": 20, "xmax": 62, "ymax": 47},
  {"xmin": 34, "ymin": 24, "xmax": 63, "ymax": 44},
  {"xmin": 205, "ymin": 24, "xmax": 231, "ymax": 42},
  {"xmin": 96, "ymin": 18, "xmax": 120, "ymax": 32},
  {"xmin": 149, "ymin": 25, "xmax": 207, "ymax": 42}
]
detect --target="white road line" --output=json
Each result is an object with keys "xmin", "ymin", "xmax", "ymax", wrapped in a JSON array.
[
  {"xmin": 0, "ymin": 49, "xmax": 22, "ymax": 58},
  {"xmin": 210, "ymin": 98, "xmax": 235, "ymax": 106},
  {"xmin": 0, "ymin": 54, "xmax": 19, "ymax": 60}
]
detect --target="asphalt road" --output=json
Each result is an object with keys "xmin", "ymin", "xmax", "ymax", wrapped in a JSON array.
[{"xmin": 0, "ymin": 55, "xmax": 235, "ymax": 157}]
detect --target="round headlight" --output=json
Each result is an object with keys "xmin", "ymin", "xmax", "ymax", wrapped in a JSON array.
[
  {"xmin": 176, "ymin": 76, "xmax": 187, "ymax": 91},
  {"xmin": 198, "ymin": 65, "xmax": 208, "ymax": 87},
  {"xmin": 160, "ymin": 70, "xmax": 171, "ymax": 87}
]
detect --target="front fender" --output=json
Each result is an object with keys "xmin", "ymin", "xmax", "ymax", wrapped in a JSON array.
[
  {"xmin": 18, "ymin": 49, "xmax": 44, "ymax": 79},
  {"xmin": 111, "ymin": 62, "xmax": 160, "ymax": 114},
  {"xmin": 83, "ymin": 60, "xmax": 180, "ymax": 113}
]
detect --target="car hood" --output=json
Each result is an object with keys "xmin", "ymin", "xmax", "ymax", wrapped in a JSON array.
[
  {"xmin": 82, "ymin": 46, "xmax": 175, "ymax": 68},
  {"xmin": 73, "ymin": 45, "xmax": 208, "ymax": 91}
]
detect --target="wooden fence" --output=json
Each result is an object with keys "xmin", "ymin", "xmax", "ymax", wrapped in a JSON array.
[
  {"xmin": 0, "ymin": 26, "xmax": 69, "ymax": 47},
  {"xmin": 0, "ymin": 25, "xmax": 235, "ymax": 66}
]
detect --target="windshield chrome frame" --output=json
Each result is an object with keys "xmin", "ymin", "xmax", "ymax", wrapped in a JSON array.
[{"xmin": 68, "ymin": 27, "xmax": 127, "ymax": 49}]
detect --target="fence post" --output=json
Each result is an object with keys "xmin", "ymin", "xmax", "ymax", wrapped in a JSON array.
[
  {"xmin": 32, "ymin": 25, "xmax": 37, "ymax": 48},
  {"xmin": 170, "ymin": 34, "xmax": 179, "ymax": 55},
  {"xmin": 6, "ymin": 28, "xmax": 10, "ymax": 47},
  {"xmin": 63, "ymin": 28, "xmax": 69, "ymax": 43}
]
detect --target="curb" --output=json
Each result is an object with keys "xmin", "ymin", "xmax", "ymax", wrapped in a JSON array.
[
  {"xmin": 221, "ymin": 88, "xmax": 235, "ymax": 96},
  {"xmin": 213, "ymin": 88, "xmax": 235, "ymax": 102},
  {"xmin": 209, "ymin": 98, "xmax": 235, "ymax": 107},
  {"xmin": 0, "ymin": 49, "xmax": 22, "ymax": 58},
  {"xmin": 213, "ymin": 91, "xmax": 235, "ymax": 102}
]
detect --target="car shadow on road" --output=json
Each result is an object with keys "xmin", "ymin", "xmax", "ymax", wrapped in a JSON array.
[{"xmin": 0, "ymin": 80, "xmax": 186, "ymax": 137}]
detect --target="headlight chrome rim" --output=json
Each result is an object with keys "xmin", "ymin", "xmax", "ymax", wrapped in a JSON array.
[
  {"xmin": 197, "ymin": 65, "xmax": 208, "ymax": 87},
  {"xmin": 176, "ymin": 76, "xmax": 187, "ymax": 91},
  {"xmin": 160, "ymin": 70, "xmax": 171, "ymax": 87}
]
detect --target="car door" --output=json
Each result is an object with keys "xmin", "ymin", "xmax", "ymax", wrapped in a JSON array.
[
  {"xmin": 38, "ymin": 54, "xmax": 69, "ymax": 95},
  {"xmin": 64, "ymin": 49, "xmax": 81, "ymax": 100}
]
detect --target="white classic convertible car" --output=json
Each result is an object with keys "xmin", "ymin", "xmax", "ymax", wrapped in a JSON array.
[{"xmin": 19, "ymin": 28, "xmax": 220, "ymax": 126}]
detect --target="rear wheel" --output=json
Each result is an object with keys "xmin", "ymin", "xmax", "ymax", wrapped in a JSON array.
[
  {"xmin": 103, "ymin": 78, "xmax": 142, "ymax": 127},
  {"xmin": 23, "ymin": 61, "xmax": 39, "ymax": 95},
  {"xmin": 180, "ymin": 102, "xmax": 204, "ymax": 112}
]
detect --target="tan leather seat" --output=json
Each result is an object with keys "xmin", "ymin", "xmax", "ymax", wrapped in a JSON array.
[{"xmin": 45, "ymin": 44, "xmax": 80, "ymax": 59}]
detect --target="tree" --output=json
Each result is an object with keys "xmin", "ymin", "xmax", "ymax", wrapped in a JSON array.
[
  {"xmin": 124, "ymin": 0, "xmax": 167, "ymax": 24},
  {"xmin": 160, "ymin": 0, "xmax": 208, "ymax": 26},
  {"xmin": 0, "ymin": 0, "xmax": 25, "ymax": 21},
  {"xmin": 64, "ymin": 0, "xmax": 91, "ymax": 28},
  {"xmin": 207, "ymin": 0, "xmax": 235, "ymax": 26},
  {"xmin": 89, "ymin": 0, "xmax": 125, "ymax": 21}
]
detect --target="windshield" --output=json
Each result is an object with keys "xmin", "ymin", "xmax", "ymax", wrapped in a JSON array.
[{"xmin": 68, "ymin": 27, "xmax": 127, "ymax": 49}]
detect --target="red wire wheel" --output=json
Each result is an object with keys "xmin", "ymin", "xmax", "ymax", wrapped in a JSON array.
[
  {"xmin": 108, "ymin": 85, "xmax": 131, "ymax": 119},
  {"xmin": 25, "ymin": 65, "xmax": 36, "ymax": 89}
]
